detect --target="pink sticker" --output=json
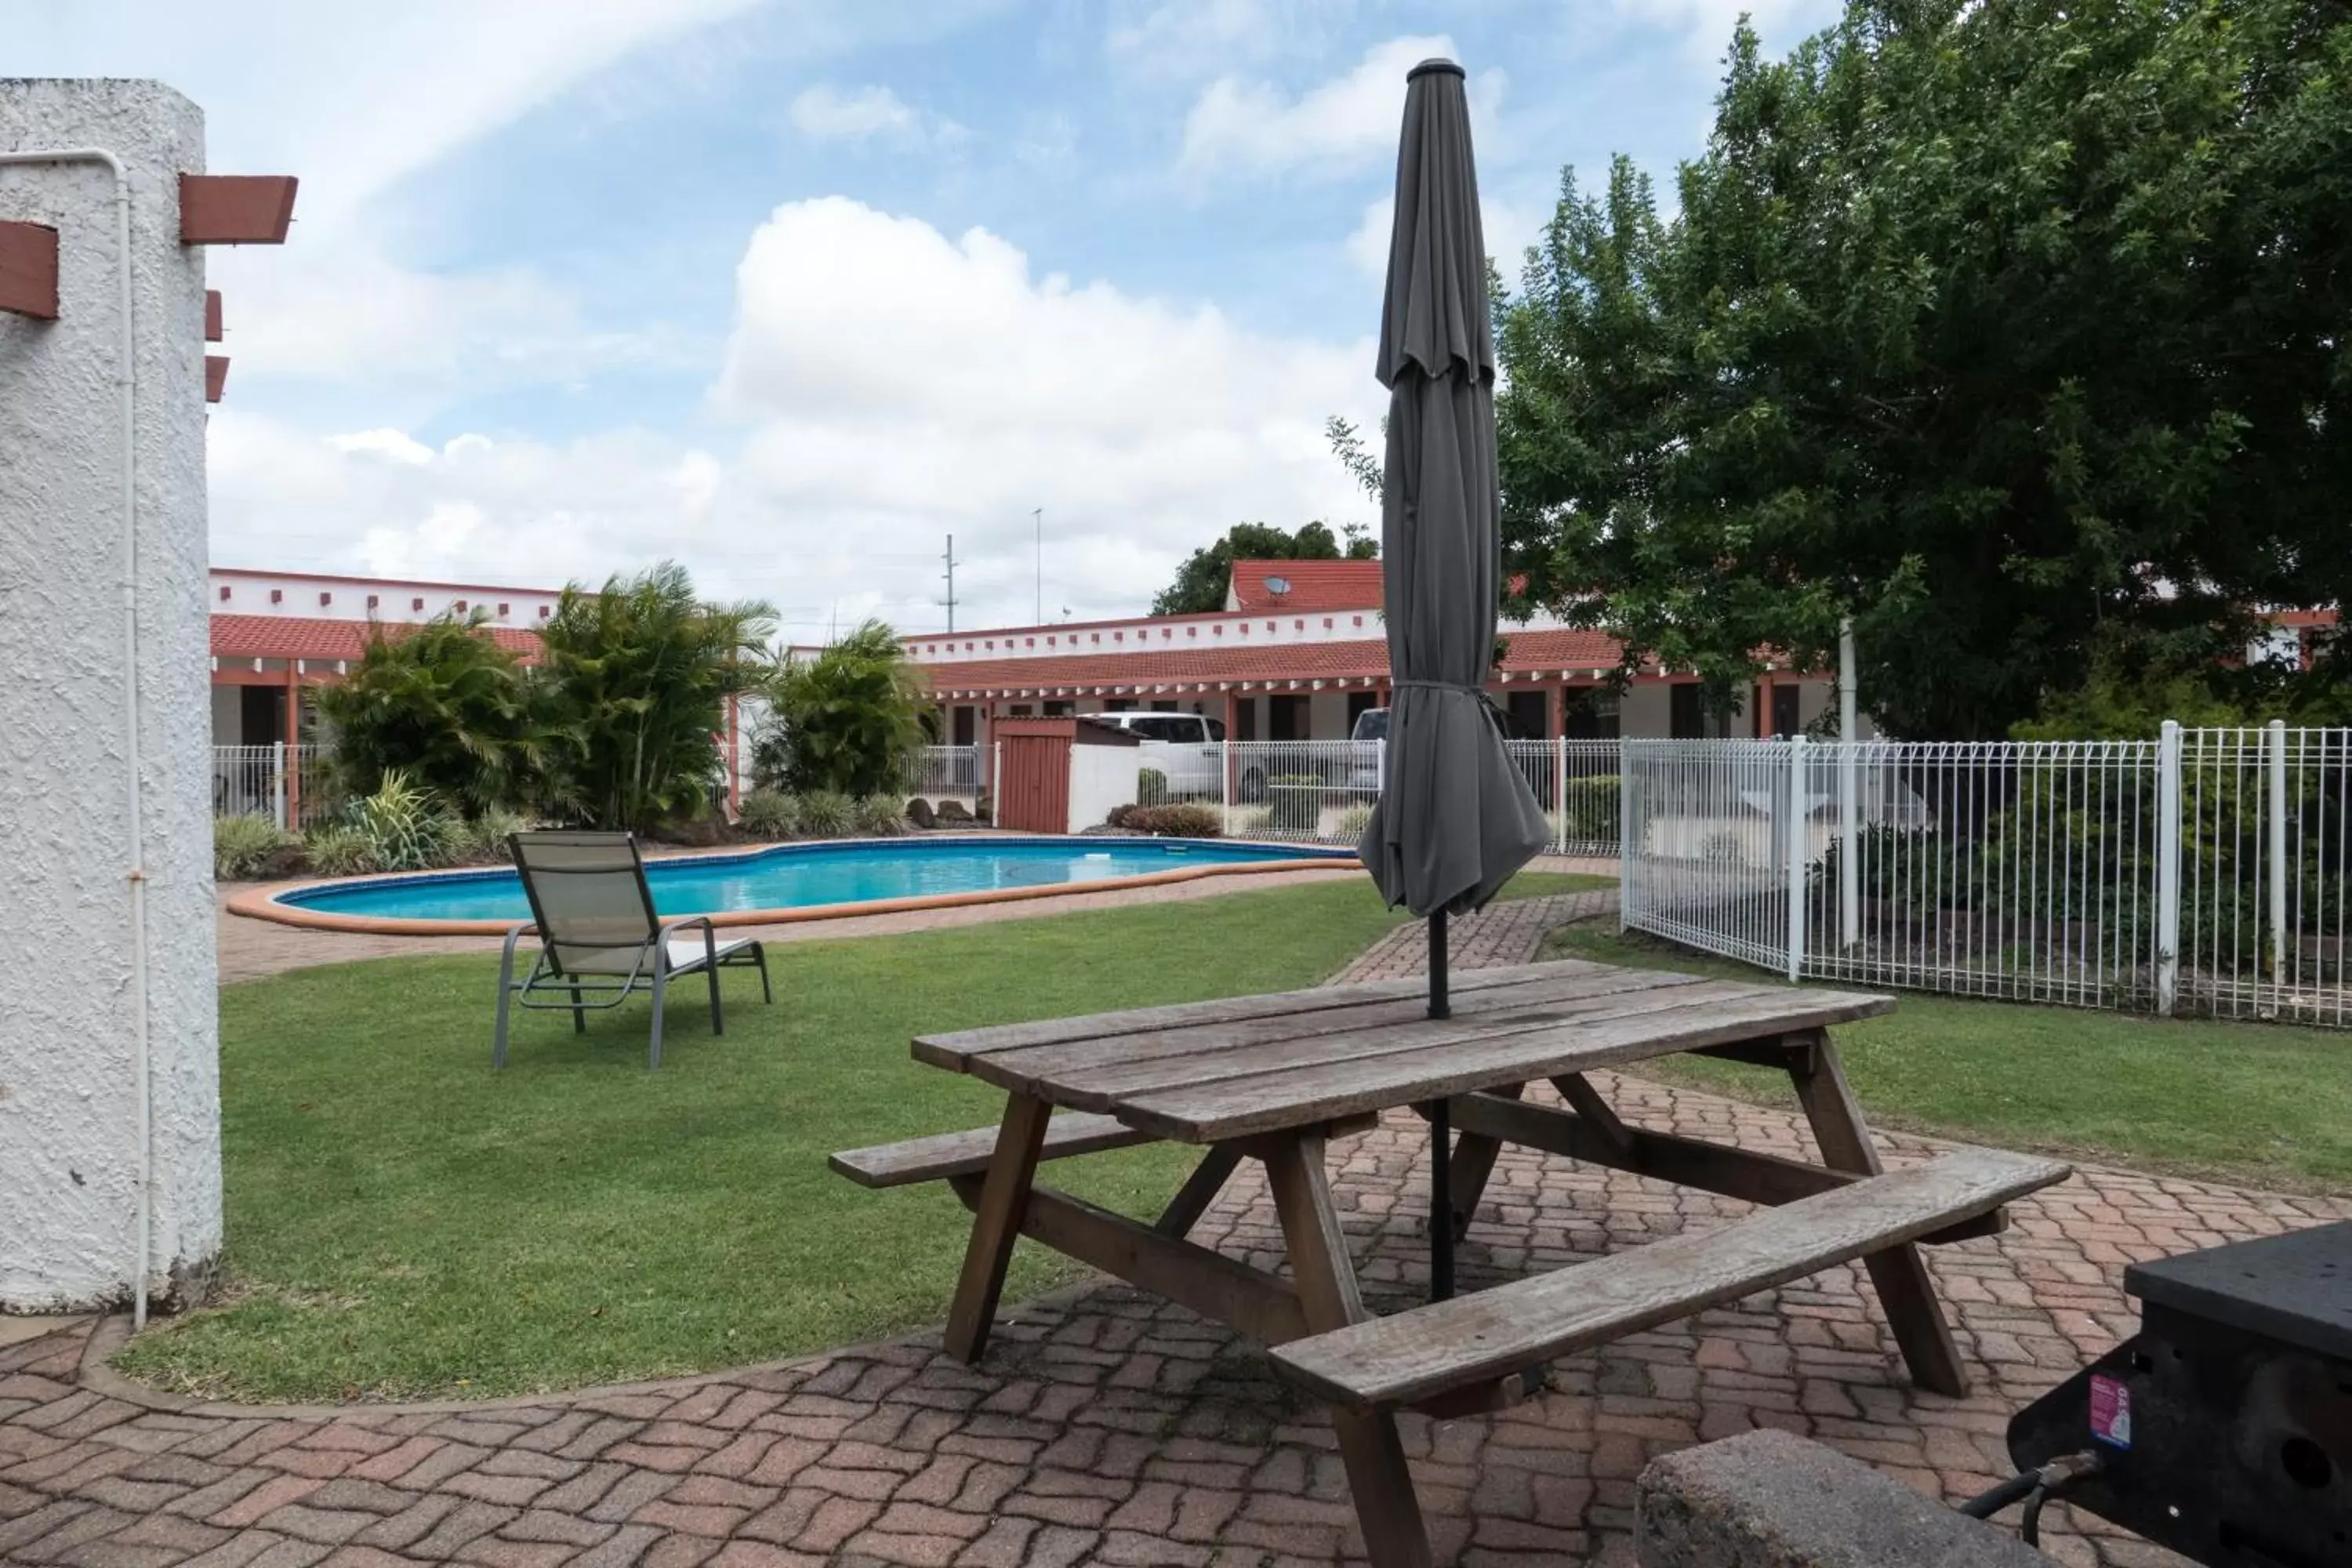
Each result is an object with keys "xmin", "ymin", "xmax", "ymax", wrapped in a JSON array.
[{"xmin": 2089, "ymin": 1374, "xmax": 2132, "ymax": 1448}]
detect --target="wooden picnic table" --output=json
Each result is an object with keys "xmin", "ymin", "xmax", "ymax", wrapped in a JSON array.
[{"xmin": 833, "ymin": 956, "xmax": 2071, "ymax": 1567}]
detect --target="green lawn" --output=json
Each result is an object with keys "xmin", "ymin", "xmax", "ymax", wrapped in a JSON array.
[
  {"xmin": 122, "ymin": 872, "xmax": 1602, "ymax": 1404},
  {"xmin": 1546, "ymin": 923, "xmax": 2352, "ymax": 1196}
]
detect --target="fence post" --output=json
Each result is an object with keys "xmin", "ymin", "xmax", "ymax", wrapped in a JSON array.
[
  {"xmin": 2269, "ymin": 718, "xmax": 2288, "ymax": 987},
  {"xmin": 2155, "ymin": 720, "xmax": 2182, "ymax": 1016},
  {"xmin": 1785, "ymin": 735, "xmax": 1808, "ymax": 983},
  {"xmin": 1221, "ymin": 741, "xmax": 1234, "ymax": 834},
  {"xmin": 1838, "ymin": 621, "xmax": 1859, "ymax": 949},
  {"xmin": 1617, "ymin": 741, "xmax": 1633, "ymax": 930},
  {"xmin": 1553, "ymin": 735, "xmax": 1568, "ymax": 855},
  {"xmin": 990, "ymin": 741, "xmax": 1002, "ymax": 822},
  {"xmin": 270, "ymin": 741, "xmax": 287, "ymax": 829}
]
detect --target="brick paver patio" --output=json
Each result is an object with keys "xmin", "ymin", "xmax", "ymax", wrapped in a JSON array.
[{"xmin": 8, "ymin": 895, "xmax": 2334, "ymax": 1566}]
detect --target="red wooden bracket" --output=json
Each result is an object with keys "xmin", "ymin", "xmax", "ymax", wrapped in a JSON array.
[
  {"xmin": 205, "ymin": 289, "xmax": 223, "ymax": 341},
  {"xmin": 0, "ymin": 221, "xmax": 60, "ymax": 319},
  {"xmin": 205, "ymin": 355, "xmax": 230, "ymax": 403},
  {"xmin": 180, "ymin": 175, "xmax": 298, "ymax": 245}
]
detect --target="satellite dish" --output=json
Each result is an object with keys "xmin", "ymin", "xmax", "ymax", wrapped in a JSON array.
[{"xmin": 1265, "ymin": 575, "xmax": 1292, "ymax": 596}]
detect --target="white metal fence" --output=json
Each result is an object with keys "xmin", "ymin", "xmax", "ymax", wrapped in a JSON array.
[
  {"xmin": 210, "ymin": 744, "xmax": 333, "ymax": 829},
  {"xmin": 1621, "ymin": 724, "xmax": 2352, "ymax": 1026},
  {"xmin": 908, "ymin": 744, "xmax": 989, "ymax": 807}
]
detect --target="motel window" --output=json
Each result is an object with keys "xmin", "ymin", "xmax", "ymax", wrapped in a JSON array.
[
  {"xmin": 1506, "ymin": 689, "xmax": 1549, "ymax": 740},
  {"xmin": 1268, "ymin": 695, "xmax": 1306, "ymax": 740},
  {"xmin": 1106, "ymin": 699, "xmax": 1135, "ymax": 712},
  {"xmin": 1008, "ymin": 704, "xmax": 1033, "ymax": 717},
  {"xmin": 1150, "ymin": 699, "xmax": 1178, "ymax": 713},
  {"xmin": 1043, "ymin": 700, "xmax": 1073, "ymax": 717},
  {"xmin": 1234, "ymin": 698, "xmax": 1257, "ymax": 740}
]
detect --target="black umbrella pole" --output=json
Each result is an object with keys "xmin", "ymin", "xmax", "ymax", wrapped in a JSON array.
[
  {"xmin": 1428, "ymin": 910, "xmax": 1450, "ymax": 1018},
  {"xmin": 1428, "ymin": 909, "xmax": 1454, "ymax": 1299}
]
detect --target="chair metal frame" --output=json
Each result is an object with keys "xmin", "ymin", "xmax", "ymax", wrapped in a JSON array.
[{"xmin": 493, "ymin": 830, "xmax": 772, "ymax": 1069}]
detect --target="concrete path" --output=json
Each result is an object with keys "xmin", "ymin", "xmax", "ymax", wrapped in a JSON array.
[{"xmin": 7, "ymin": 894, "xmax": 2310, "ymax": 1567}]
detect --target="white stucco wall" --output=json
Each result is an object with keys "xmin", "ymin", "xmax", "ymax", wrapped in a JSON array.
[
  {"xmin": 1066, "ymin": 743, "xmax": 1141, "ymax": 833},
  {"xmin": 0, "ymin": 81, "xmax": 220, "ymax": 1312}
]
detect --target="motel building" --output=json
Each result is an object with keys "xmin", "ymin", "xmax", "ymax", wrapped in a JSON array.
[{"xmin": 913, "ymin": 560, "xmax": 1851, "ymax": 750}]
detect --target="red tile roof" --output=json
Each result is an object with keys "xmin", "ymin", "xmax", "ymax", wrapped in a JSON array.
[
  {"xmin": 1229, "ymin": 559, "xmax": 1385, "ymax": 612},
  {"xmin": 926, "ymin": 628, "xmax": 1627, "ymax": 698},
  {"xmin": 210, "ymin": 615, "xmax": 542, "ymax": 663}
]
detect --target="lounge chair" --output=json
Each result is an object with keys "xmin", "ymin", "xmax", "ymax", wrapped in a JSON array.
[{"xmin": 494, "ymin": 830, "xmax": 771, "ymax": 1069}]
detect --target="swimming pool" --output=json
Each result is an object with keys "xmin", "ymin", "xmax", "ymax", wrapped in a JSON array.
[{"xmin": 235, "ymin": 836, "xmax": 1358, "ymax": 934}]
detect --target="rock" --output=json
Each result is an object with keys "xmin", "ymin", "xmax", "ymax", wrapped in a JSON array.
[
  {"xmin": 935, "ymin": 799, "xmax": 973, "ymax": 823},
  {"xmin": 906, "ymin": 797, "xmax": 938, "ymax": 829}
]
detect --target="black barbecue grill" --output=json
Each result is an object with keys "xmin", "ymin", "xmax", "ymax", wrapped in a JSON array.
[{"xmin": 1995, "ymin": 1219, "xmax": 2351, "ymax": 1566}]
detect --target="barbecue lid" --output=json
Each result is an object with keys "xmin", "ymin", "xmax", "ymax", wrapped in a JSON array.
[{"xmin": 2125, "ymin": 1219, "xmax": 2352, "ymax": 1363}]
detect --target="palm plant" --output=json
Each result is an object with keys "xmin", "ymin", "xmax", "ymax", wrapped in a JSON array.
[
  {"xmin": 315, "ymin": 612, "xmax": 547, "ymax": 813},
  {"xmin": 535, "ymin": 562, "xmax": 775, "ymax": 833},
  {"xmin": 758, "ymin": 619, "xmax": 928, "ymax": 798}
]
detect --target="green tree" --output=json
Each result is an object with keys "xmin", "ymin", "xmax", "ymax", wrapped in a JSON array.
[
  {"xmin": 1497, "ymin": 0, "xmax": 2352, "ymax": 739},
  {"xmin": 535, "ymin": 563, "xmax": 775, "ymax": 832},
  {"xmin": 1151, "ymin": 521, "xmax": 1378, "ymax": 616},
  {"xmin": 314, "ymin": 612, "xmax": 545, "ymax": 814},
  {"xmin": 757, "ymin": 619, "xmax": 930, "ymax": 797}
]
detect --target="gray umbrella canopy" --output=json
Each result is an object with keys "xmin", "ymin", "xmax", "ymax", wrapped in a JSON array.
[{"xmin": 1357, "ymin": 59, "xmax": 1549, "ymax": 919}]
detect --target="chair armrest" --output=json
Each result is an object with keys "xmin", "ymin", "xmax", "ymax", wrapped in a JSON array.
[{"xmin": 657, "ymin": 915, "xmax": 718, "ymax": 975}]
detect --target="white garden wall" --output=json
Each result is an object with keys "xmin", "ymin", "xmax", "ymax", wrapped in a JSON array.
[{"xmin": 0, "ymin": 81, "xmax": 220, "ymax": 1312}]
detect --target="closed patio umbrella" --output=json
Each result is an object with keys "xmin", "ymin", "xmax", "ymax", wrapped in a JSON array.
[{"xmin": 1358, "ymin": 57, "xmax": 1551, "ymax": 1298}]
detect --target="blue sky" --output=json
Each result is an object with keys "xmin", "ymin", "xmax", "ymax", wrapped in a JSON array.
[{"xmin": 24, "ymin": 0, "xmax": 1840, "ymax": 638}]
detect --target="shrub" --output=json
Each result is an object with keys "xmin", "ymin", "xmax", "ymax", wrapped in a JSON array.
[
  {"xmin": 1336, "ymin": 802, "xmax": 1376, "ymax": 843},
  {"xmin": 453, "ymin": 806, "xmax": 530, "ymax": 865},
  {"xmin": 1558, "ymin": 773, "xmax": 1621, "ymax": 844},
  {"xmin": 736, "ymin": 788, "xmax": 799, "ymax": 839},
  {"xmin": 797, "ymin": 789, "xmax": 855, "ymax": 838},
  {"xmin": 315, "ymin": 612, "xmax": 545, "ymax": 814},
  {"xmin": 1137, "ymin": 767, "xmax": 1169, "ymax": 806},
  {"xmin": 303, "ymin": 824, "xmax": 378, "ymax": 877},
  {"xmin": 350, "ymin": 771, "xmax": 458, "ymax": 872},
  {"xmin": 215, "ymin": 815, "xmax": 296, "ymax": 880},
  {"xmin": 758, "ymin": 619, "xmax": 927, "ymax": 798},
  {"xmin": 537, "ymin": 562, "xmax": 775, "ymax": 833},
  {"xmin": 855, "ymin": 793, "xmax": 909, "ymax": 837},
  {"xmin": 1124, "ymin": 804, "xmax": 1221, "ymax": 838},
  {"xmin": 1105, "ymin": 804, "xmax": 1136, "ymax": 828}
]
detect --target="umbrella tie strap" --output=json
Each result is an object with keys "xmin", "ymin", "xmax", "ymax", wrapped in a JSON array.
[{"xmin": 1391, "ymin": 679, "xmax": 1483, "ymax": 694}]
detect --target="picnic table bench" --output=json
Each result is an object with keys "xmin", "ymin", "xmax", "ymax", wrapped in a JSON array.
[{"xmin": 831, "ymin": 957, "xmax": 2071, "ymax": 1567}]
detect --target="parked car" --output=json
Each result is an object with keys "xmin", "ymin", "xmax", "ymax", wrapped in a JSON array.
[
  {"xmin": 1089, "ymin": 711, "xmax": 1232, "ymax": 800},
  {"xmin": 1348, "ymin": 706, "xmax": 1389, "ymax": 793}
]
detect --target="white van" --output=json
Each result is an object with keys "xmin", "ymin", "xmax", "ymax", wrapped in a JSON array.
[{"xmin": 1090, "ymin": 711, "xmax": 1229, "ymax": 800}]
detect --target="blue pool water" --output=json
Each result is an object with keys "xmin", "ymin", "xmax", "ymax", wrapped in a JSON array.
[{"xmin": 274, "ymin": 837, "xmax": 1353, "ymax": 924}]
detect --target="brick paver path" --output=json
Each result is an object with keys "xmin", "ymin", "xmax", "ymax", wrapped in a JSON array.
[
  {"xmin": 9, "ymin": 901, "xmax": 2335, "ymax": 1566},
  {"xmin": 1334, "ymin": 889, "xmax": 1618, "ymax": 983}
]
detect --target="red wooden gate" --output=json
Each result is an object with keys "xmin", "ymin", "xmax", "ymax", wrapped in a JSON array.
[{"xmin": 994, "ymin": 719, "xmax": 1073, "ymax": 833}]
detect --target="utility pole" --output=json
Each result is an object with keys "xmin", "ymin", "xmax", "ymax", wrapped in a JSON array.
[
  {"xmin": 940, "ymin": 533, "xmax": 959, "ymax": 633},
  {"xmin": 1033, "ymin": 506, "xmax": 1044, "ymax": 624}
]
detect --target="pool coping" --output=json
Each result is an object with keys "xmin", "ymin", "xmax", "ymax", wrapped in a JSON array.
[{"xmin": 224, "ymin": 833, "xmax": 1359, "ymax": 936}]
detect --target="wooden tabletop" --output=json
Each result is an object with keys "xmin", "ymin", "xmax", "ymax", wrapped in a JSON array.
[{"xmin": 914, "ymin": 960, "xmax": 1893, "ymax": 1145}]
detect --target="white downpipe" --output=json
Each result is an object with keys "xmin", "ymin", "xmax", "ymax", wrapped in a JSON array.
[
  {"xmin": 0, "ymin": 147, "xmax": 149, "ymax": 1326},
  {"xmin": 1838, "ymin": 620, "xmax": 1858, "ymax": 949}
]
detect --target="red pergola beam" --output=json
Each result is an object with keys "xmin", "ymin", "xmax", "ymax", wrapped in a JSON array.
[
  {"xmin": 180, "ymin": 175, "xmax": 297, "ymax": 245},
  {"xmin": 205, "ymin": 355, "xmax": 230, "ymax": 403},
  {"xmin": 0, "ymin": 221, "xmax": 60, "ymax": 319},
  {"xmin": 205, "ymin": 289, "xmax": 223, "ymax": 341}
]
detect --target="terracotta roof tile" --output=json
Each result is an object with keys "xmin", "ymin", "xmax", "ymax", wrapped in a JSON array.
[
  {"xmin": 925, "ymin": 628, "xmax": 1625, "ymax": 697},
  {"xmin": 209, "ymin": 615, "xmax": 542, "ymax": 663},
  {"xmin": 1229, "ymin": 559, "xmax": 1385, "ymax": 612}
]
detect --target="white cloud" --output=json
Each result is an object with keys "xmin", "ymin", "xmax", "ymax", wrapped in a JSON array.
[
  {"xmin": 1177, "ymin": 34, "xmax": 1505, "ymax": 187},
  {"xmin": 1610, "ymin": 0, "xmax": 1844, "ymax": 60},
  {"xmin": 787, "ymin": 82, "xmax": 964, "ymax": 148},
  {"xmin": 1106, "ymin": 0, "xmax": 1358, "ymax": 78},
  {"xmin": 208, "ymin": 199, "xmax": 1384, "ymax": 636}
]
